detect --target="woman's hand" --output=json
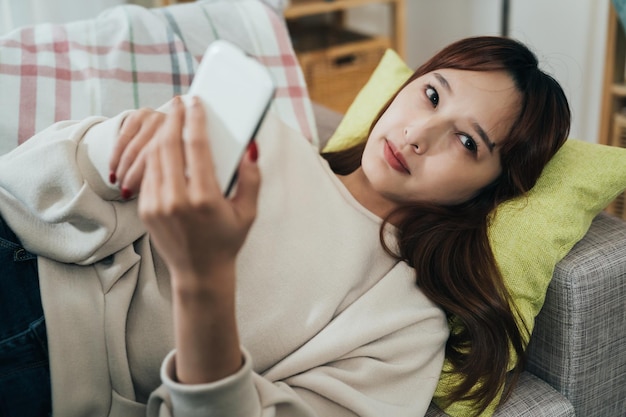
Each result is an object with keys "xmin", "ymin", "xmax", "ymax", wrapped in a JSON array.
[
  {"xmin": 138, "ymin": 96, "xmax": 260, "ymax": 384},
  {"xmin": 139, "ymin": 95, "xmax": 260, "ymax": 282},
  {"xmin": 109, "ymin": 107, "xmax": 167, "ymax": 197}
]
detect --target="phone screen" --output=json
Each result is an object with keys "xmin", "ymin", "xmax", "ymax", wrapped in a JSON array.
[{"xmin": 184, "ymin": 40, "xmax": 275, "ymax": 195}]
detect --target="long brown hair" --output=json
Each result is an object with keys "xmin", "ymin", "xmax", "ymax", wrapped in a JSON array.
[{"xmin": 323, "ymin": 36, "xmax": 571, "ymax": 414}]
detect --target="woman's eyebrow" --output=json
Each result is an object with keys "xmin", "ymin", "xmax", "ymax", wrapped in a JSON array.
[
  {"xmin": 434, "ymin": 72, "xmax": 451, "ymax": 92},
  {"xmin": 434, "ymin": 72, "xmax": 496, "ymax": 153},
  {"xmin": 472, "ymin": 122, "xmax": 496, "ymax": 153}
]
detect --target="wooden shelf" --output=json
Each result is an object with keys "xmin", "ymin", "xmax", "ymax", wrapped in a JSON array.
[
  {"xmin": 600, "ymin": 3, "xmax": 626, "ymax": 220},
  {"xmin": 285, "ymin": 0, "xmax": 399, "ymax": 18},
  {"xmin": 600, "ymin": 4, "xmax": 626, "ymax": 146},
  {"xmin": 285, "ymin": 0, "xmax": 405, "ymax": 59},
  {"xmin": 611, "ymin": 83, "xmax": 626, "ymax": 97},
  {"xmin": 284, "ymin": 0, "xmax": 405, "ymax": 113}
]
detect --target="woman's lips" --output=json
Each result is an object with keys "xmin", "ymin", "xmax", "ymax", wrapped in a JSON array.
[{"xmin": 384, "ymin": 140, "xmax": 410, "ymax": 174}]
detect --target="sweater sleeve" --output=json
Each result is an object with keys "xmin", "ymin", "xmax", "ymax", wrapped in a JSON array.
[
  {"xmin": 0, "ymin": 110, "xmax": 146, "ymax": 264},
  {"xmin": 147, "ymin": 263, "xmax": 449, "ymax": 417}
]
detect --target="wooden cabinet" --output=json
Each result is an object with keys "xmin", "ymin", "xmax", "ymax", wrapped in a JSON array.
[
  {"xmin": 284, "ymin": 0, "xmax": 406, "ymax": 113},
  {"xmin": 599, "ymin": 3, "xmax": 626, "ymax": 219}
]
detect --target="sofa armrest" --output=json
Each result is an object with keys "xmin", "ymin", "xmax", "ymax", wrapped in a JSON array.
[
  {"xmin": 492, "ymin": 373, "xmax": 575, "ymax": 417},
  {"xmin": 425, "ymin": 372, "xmax": 575, "ymax": 417},
  {"xmin": 526, "ymin": 211, "xmax": 626, "ymax": 416}
]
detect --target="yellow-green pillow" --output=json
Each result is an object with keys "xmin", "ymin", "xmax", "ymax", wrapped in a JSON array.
[
  {"xmin": 322, "ymin": 49, "xmax": 413, "ymax": 153},
  {"xmin": 324, "ymin": 49, "xmax": 626, "ymax": 416}
]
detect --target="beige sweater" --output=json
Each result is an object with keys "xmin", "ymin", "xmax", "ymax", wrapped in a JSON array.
[{"xmin": 0, "ymin": 110, "xmax": 448, "ymax": 417}]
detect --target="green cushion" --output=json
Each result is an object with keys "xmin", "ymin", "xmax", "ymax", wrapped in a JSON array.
[
  {"xmin": 322, "ymin": 49, "xmax": 413, "ymax": 153},
  {"xmin": 324, "ymin": 49, "xmax": 626, "ymax": 416}
]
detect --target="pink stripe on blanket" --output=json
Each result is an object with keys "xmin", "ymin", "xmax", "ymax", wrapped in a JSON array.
[
  {"xmin": 0, "ymin": 38, "xmax": 186, "ymax": 56},
  {"xmin": 261, "ymin": 54, "xmax": 298, "ymax": 67},
  {"xmin": 274, "ymin": 86, "xmax": 307, "ymax": 98},
  {"xmin": 53, "ymin": 25, "xmax": 71, "ymax": 123},
  {"xmin": 18, "ymin": 28, "xmax": 37, "ymax": 145},
  {"xmin": 264, "ymin": 10, "xmax": 312, "ymax": 141},
  {"xmin": 0, "ymin": 63, "xmax": 192, "ymax": 85}
]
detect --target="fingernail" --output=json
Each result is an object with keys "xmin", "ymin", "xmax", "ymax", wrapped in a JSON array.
[
  {"xmin": 248, "ymin": 142, "xmax": 258, "ymax": 162},
  {"xmin": 109, "ymin": 172, "xmax": 117, "ymax": 184},
  {"xmin": 121, "ymin": 188, "xmax": 132, "ymax": 200}
]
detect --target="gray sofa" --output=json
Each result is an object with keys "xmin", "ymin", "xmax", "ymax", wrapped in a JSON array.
[{"xmin": 313, "ymin": 103, "xmax": 626, "ymax": 417}]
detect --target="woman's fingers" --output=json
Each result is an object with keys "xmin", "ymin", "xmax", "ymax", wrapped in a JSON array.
[
  {"xmin": 111, "ymin": 107, "xmax": 166, "ymax": 190},
  {"xmin": 139, "ymin": 98, "xmax": 186, "ymax": 224},
  {"xmin": 117, "ymin": 112, "xmax": 162, "ymax": 183},
  {"xmin": 231, "ymin": 142, "xmax": 261, "ymax": 227},
  {"xmin": 158, "ymin": 97, "xmax": 188, "ymax": 202},
  {"xmin": 184, "ymin": 96, "xmax": 220, "ymax": 198},
  {"xmin": 110, "ymin": 111, "xmax": 141, "ymax": 179},
  {"xmin": 138, "ymin": 139, "xmax": 161, "ymax": 223},
  {"xmin": 119, "ymin": 151, "xmax": 147, "ymax": 197}
]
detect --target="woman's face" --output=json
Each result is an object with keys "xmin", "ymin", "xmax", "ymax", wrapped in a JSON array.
[{"xmin": 358, "ymin": 68, "xmax": 521, "ymax": 211}]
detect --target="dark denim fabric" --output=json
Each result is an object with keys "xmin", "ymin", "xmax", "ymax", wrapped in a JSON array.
[{"xmin": 0, "ymin": 216, "xmax": 51, "ymax": 417}]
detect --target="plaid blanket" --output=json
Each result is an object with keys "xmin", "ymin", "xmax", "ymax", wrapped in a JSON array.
[{"xmin": 0, "ymin": 0, "xmax": 317, "ymax": 155}]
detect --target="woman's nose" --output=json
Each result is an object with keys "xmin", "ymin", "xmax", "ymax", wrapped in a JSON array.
[
  {"xmin": 403, "ymin": 119, "xmax": 446, "ymax": 154},
  {"xmin": 403, "ymin": 127, "xmax": 421, "ymax": 152}
]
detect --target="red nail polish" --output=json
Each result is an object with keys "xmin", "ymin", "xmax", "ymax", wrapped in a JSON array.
[
  {"xmin": 109, "ymin": 172, "xmax": 117, "ymax": 184},
  {"xmin": 121, "ymin": 188, "xmax": 132, "ymax": 200},
  {"xmin": 248, "ymin": 142, "xmax": 258, "ymax": 162}
]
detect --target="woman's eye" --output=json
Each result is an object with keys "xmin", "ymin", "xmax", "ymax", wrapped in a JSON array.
[
  {"xmin": 425, "ymin": 85, "xmax": 439, "ymax": 107},
  {"xmin": 459, "ymin": 134, "xmax": 478, "ymax": 153}
]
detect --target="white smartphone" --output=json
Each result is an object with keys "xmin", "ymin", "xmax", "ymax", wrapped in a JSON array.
[{"xmin": 183, "ymin": 40, "xmax": 275, "ymax": 195}]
